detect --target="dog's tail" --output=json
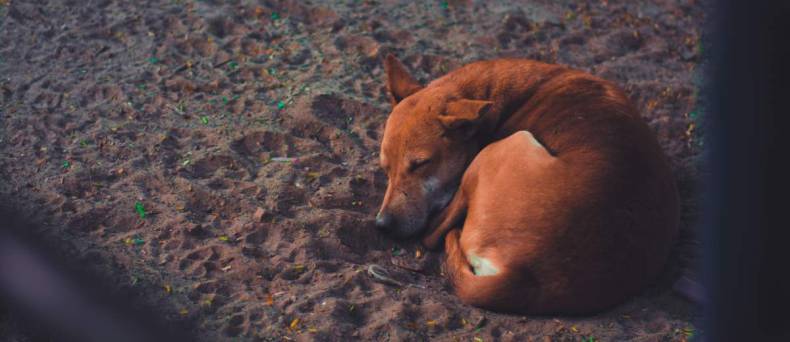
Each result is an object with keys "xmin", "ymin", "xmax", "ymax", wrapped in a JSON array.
[{"xmin": 443, "ymin": 229, "xmax": 529, "ymax": 313}]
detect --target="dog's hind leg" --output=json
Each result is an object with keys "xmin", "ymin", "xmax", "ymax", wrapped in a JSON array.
[
  {"xmin": 443, "ymin": 229, "xmax": 525, "ymax": 312},
  {"xmin": 422, "ymin": 189, "xmax": 467, "ymax": 250}
]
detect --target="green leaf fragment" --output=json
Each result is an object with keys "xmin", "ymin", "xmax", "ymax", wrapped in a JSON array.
[
  {"xmin": 271, "ymin": 12, "xmax": 280, "ymax": 20},
  {"xmin": 277, "ymin": 101, "xmax": 285, "ymax": 110},
  {"xmin": 62, "ymin": 161, "xmax": 70, "ymax": 169},
  {"xmin": 689, "ymin": 111, "xmax": 698, "ymax": 120},
  {"xmin": 135, "ymin": 201, "xmax": 147, "ymax": 218},
  {"xmin": 147, "ymin": 57, "xmax": 160, "ymax": 64},
  {"xmin": 200, "ymin": 116, "xmax": 209, "ymax": 125}
]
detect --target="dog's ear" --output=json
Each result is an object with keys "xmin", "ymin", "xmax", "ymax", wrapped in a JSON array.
[
  {"xmin": 438, "ymin": 99, "xmax": 494, "ymax": 131},
  {"xmin": 384, "ymin": 54, "xmax": 423, "ymax": 105}
]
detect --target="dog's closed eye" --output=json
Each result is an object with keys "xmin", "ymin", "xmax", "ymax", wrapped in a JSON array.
[{"xmin": 408, "ymin": 158, "xmax": 431, "ymax": 172}]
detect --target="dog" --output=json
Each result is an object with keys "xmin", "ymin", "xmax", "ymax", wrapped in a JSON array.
[{"xmin": 375, "ymin": 55, "xmax": 679, "ymax": 314}]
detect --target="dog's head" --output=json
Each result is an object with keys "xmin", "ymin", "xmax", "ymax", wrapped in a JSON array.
[{"xmin": 375, "ymin": 55, "xmax": 493, "ymax": 238}]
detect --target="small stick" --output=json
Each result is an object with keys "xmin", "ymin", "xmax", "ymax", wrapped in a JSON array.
[
  {"xmin": 213, "ymin": 59, "xmax": 231, "ymax": 68},
  {"xmin": 367, "ymin": 264, "xmax": 425, "ymax": 289},
  {"xmin": 367, "ymin": 264, "xmax": 403, "ymax": 287},
  {"xmin": 167, "ymin": 104, "xmax": 184, "ymax": 115}
]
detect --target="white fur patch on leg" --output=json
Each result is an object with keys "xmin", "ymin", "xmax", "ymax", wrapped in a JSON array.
[{"xmin": 467, "ymin": 252, "xmax": 499, "ymax": 276}]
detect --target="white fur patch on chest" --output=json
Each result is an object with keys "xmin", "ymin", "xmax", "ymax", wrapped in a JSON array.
[
  {"xmin": 467, "ymin": 252, "xmax": 499, "ymax": 276},
  {"xmin": 422, "ymin": 177, "xmax": 440, "ymax": 194}
]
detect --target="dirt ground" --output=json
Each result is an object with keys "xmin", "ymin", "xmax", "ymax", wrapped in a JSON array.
[{"xmin": 0, "ymin": 0, "xmax": 705, "ymax": 341}]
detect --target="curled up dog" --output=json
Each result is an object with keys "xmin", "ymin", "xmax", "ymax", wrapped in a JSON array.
[{"xmin": 375, "ymin": 55, "xmax": 679, "ymax": 314}]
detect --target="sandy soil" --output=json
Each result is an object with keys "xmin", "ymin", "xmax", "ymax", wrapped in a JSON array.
[{"xmin": 0, "ymin": 0, "xmax": 705, "ymax": 340}]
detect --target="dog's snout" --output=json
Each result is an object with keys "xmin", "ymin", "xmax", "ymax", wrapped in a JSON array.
[{"xmin": 375, "ymin": 211, "xmax": 394, "ymax": 231}]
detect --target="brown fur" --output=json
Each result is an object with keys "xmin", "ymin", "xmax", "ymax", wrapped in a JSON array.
[{"xmin": 378, "ymin": 55, "xmax": 679, "ymax": 314}]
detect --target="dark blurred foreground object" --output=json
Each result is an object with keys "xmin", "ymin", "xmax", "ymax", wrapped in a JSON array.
[
  {"xmin": 706, "ymin": 0, "xmax": 790, "ymax": 341},
  {"xmin": 0, "ymin": 206, "xmax": 192, "ymax": 342}
]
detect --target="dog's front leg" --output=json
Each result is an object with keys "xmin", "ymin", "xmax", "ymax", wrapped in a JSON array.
[{"xmin": 422, "ymin": 189, "xmax": 467, "ymax": 250}]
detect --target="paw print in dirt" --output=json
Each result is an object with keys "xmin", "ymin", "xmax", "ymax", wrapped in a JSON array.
[
  {"xmin": 178, "ymin": 246, "xmax": 220, "ymax": 278},
  {"xmin": 285, "ymin": 94, "xmax": 386, "ymax": 157}
]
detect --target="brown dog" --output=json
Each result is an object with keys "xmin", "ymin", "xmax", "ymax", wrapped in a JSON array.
[{"xmin": 376, "ymin": 55, "xmax": 679, "ymax": 314}]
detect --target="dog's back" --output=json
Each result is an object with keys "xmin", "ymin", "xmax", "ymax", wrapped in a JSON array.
[{"xmin": 437, "ymin": 60, "xmax": 679, "ymax": 313}]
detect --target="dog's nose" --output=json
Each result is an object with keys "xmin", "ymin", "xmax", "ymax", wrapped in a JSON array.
[{"xmin": 375, "ymin": 211, "xmax": 394, "ymax": 231}]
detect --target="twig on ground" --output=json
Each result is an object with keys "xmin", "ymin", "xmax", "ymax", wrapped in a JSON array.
[{"xmin": 367, "ymin": 264, "xmax": 425, "ymax": 289}]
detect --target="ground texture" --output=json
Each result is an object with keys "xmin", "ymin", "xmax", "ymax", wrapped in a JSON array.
[{"xmin": 0, "ymin": 0, "xmax": 704, "ymax": 340}]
